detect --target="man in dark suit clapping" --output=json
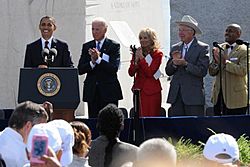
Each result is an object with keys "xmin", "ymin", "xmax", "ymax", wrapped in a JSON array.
[
  {"xmin": 78, "ymin": 17, "xmax": 123, "ymax": 118},
  {"xmin": 24, "ymin": 16, "xmax": 73, "ymax": 68}
]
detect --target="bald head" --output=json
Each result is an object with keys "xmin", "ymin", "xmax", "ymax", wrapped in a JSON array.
[
  {"xmin": 136, "ymin": 138, "xmax": 177, "ymax": 167},
  {"xmin": 227, "ymin": 24, "xmax": 242, "ymax": 33}
]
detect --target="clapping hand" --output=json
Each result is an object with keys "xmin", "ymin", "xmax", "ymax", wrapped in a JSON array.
[
  {"xmin": 171, "ymin": 50, "xmax": 187, "ymax": 66},
  {"xmin": 88, "ymin": 48, "xmax": 100, "ymax": 64}
]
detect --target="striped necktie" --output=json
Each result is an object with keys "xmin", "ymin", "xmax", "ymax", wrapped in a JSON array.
[{"xmin": 96, "ymin": 41, "xmax": 101, "ymax": 51}]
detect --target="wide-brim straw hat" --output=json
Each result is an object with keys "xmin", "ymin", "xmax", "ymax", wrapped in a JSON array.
[{"xmin": 176, "ymin": 15, "xmax": 202, "ymax": 35}]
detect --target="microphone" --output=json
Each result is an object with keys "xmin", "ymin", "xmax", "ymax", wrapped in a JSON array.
[
  {"xmin": 213, "ymin": 42, "xmax": 224, "ymax": 51},
  {"xmin": 130, "ymin": 45, "xmax": 137, "ymax": 62},
  {"xmin": 130, "ymin": 45, "xmax": 137, "ymax": 55},
  {"xmin": 49, "ymin": 48, "xmax": 57, "ymax": 62},
  {"xmin": 236, "ymin": 39, "xmax": 249, "ymax": 45},
  {"xmin": 42, "ymin": 48, "xmax": 50, "ymax": 63}
]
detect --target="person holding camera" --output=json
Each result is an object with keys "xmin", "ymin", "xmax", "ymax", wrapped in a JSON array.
[
  {"xmin": 128, "ymin": 27, "xmax": 163, "ymax": 117},
  {"xmin": 24, "ymin": 16, "xmax": 73, "ymax": 68}
]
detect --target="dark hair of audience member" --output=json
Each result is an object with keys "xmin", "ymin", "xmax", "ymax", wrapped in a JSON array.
[
  {"xmin": 97, "ymin": 104, "xmax": 124, "ymax": 167},
  {"xmin": 8, "ymin": 101, "xmax": 48, "ymax": 129},
  {"xmin": 70, "ymin": 121, "xmax": 92, "ymax": 156}
]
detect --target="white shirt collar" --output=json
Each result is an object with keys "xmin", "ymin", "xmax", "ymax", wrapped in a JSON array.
[
  {"xmin": 41, "ymin": 36, "xmax": 53, "ymax": 49},
  {"xmin": 184, "ymin": 38, "xmax": 194, "ymax": 49},
  {"xmin": 231, "ymin": 43, "xmax": 236, "ymax": 48},
  {"xmin": 228, "ymin": 43, "xmax": 236, "ymax": 53},
  {"xmin": 4, "ymin": 127, "xmax": 24, "ymax": 141},
  {"xmin": 95, "ymin": 38, "xmax": 105, "ymax": 49}
]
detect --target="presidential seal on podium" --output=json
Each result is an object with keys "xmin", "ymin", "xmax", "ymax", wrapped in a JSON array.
[{"xmin": 37, "ymin": 73, "xmax": 61, "ymax": 97}]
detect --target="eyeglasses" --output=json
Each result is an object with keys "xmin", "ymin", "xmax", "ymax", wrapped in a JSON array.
[{"xmin": 178, "ymin": 29, "xmax": 193, "ymax": 32}]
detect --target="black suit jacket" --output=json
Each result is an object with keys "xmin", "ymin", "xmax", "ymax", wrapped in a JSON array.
[
  {"xmin": 78, "ymin": 38, "xmax": 123, "ymax": 102},
  {"xmin": 24, "ymin": 38, "xmax": 73, "ymax": 67}
]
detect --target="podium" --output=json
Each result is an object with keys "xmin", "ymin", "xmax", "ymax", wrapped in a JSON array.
[{"xmin": 18, "ymin": 68, "xmax": 80, "ymax": 122}]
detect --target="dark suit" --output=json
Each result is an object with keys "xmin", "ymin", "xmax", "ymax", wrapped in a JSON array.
[
  {"xmin": 78, "ymin": 38, "xmax": 123, "ymax": 118},
  {"xmin": 165, "ymin": 37, "xmax": 209, "ymax": 116},
  {"xmin": 24, "ymin": 38, "xmax": 73, "ymax": 67}
]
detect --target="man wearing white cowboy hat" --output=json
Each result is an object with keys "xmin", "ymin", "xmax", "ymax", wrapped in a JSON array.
[{"xmin": 165, "ymin": 15, "xmax": 209, "ymax": 116}]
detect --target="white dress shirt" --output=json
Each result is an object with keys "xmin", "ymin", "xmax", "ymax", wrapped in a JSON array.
[
  {"xmin": 228, "ymin": 43, "xmax": 236, "ymax": 54},
  {"xmin": 41, "ymin": 36, "xmax": 53, "ymax": 49},
  {"xmin": 182, "ymin": 39, "xmax": 194, "ymax": 58},
  {"xmin": 0, "ymin": 127, "xmax": 28, "ymax": 167}
]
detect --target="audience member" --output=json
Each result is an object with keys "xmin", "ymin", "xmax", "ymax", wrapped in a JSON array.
[
  {"xmin": 88, "ymin": 104, "xmax": 138, "ymax": 167},
  {"xmin": 24, "ymin": 15, "xmax": 73, "ymax": 68},
  {"xmin": 77, "ymin": 17, "xmax": 123, "ymax": 118},
  {"xmin": 26, "ymin": 122, "xmax": 62, "ymax": 167},
  {"xmin": 203, "ymin": 133, "xmax": 240, "ymax": 167},
  {"xmin": 209, "ymin": 24, "xmax": 248, "ymax": 116},
  {"xmin": 134, "ymin": 138, "xmax": 177, "ymax": 167},
  {"xmin": 165, "ymin": 15, "xmax": 209, "ymax": 116},
  {"xmin": 0, "ymin": 101, "xmax": 48, "ymax": 167},
  {"xmin": 47, "ymin": 119, "xmax": 75, "ymax": 166},
  {"xmin": 128, "ymin": 27, "xmax": 163, "ymax": 117},
  {"xmin": 69, "ymin": 121, "xmax": 92, "ymax": 167},
  {"xmin": 42, "ymin": 101, "xmax": 54, "ymax": 121},
  {"xmin": 32, "ymin": 147, "xmax": 62, "ymax": 167}
]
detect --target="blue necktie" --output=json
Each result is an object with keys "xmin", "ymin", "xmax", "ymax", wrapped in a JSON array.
[
  {"xmin": 96, "ymin": 41, "xmax": 101, "ymax": 51},
  {"xmin": 185, "ymin": 46, "xmax": 188, "ymax": 56}
]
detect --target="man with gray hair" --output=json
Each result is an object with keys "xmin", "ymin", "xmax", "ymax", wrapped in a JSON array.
[
  {"xmin": 0, "ymin": 101, "xmax": 48, "ymax": 167},
  {"xmin": 165, "ymin": 15, "xmax": 209, "ymax": 116},
  {"xmin": 78, "ymin": 17, "xmax": 123, "ymax": 118},
  {"xmin": 134, "ymin": 138, "xmax": 177, "ymax": 167}
]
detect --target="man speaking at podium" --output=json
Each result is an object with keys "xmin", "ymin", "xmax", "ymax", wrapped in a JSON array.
[{"xmin": 24, "ymin": 16, "xmax": 74, "ymax": 68}]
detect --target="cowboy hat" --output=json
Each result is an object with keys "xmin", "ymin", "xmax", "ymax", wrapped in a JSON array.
[{"xmin": 176, "ymin": 15, "xmax": 202, "ymax": 35}]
